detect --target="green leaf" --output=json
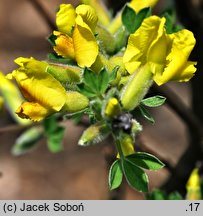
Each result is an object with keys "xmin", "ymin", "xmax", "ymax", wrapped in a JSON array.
[
  {"xmin": 43, "ymin": 116, "xmax": 65, "ymax": 153},
  {"xmin": 168, "ymin": 191, "xmax": 183, "ymax": 200},
  {"xmin": 163, "ymin": 11, "xmax": 183, "ymax": 34},
  {"xmin": 126, "ymin": 152, "xmax": 165, "ymax": 170},
  {"xmin": 11, "ymin": 127, "xmax": 43, "ymax": 156},
  {"xmin": 98, "ymin": 68, "xmax": 110, "ymax": 94},
  {"xmin": 146, "ymin": 189, "xmax": 167, "ymax": 200},
  {"xmin": 139, "ymin": 105, "xmax": 155, "ymax": 124},
  {"xmin": 78, "ymin": 67, "xmax": 113, "ymax": 97},
  {"xmin": 122, "ymin": 6, "xmax": 151, "ymax": 33},
  {"xmin": 122, "ymin": 5, "xmax": 137, "ymax": 33},
  {"xmin": 77, "ymin": 83, "xmax": 97, "ymax": 98},
  {"xmin": 141, "ymin": 96, "xmax": 166, "ymax": 107},
  {"xmin": 133, "ymin": 7, "xmax": 151, "ymax": 32},
  {"xmin": 47, "ymin": 126, "xmax": 65, "ymax": 153},
  {"xmin": 122, "ymin": 158, "xmax": 149, "ymax": 192},
  {"xmin": 109, "ymin": 160, "xmax": 123, "ymax": 190}
]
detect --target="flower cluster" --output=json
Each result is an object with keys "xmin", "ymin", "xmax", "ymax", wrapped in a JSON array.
[{"xmin": 0, "ymin": 0, "xmax": 197, "ymax": 192}]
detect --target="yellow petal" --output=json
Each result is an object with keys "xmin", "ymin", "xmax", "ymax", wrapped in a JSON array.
[
  {"xmin": 73, "ymin": 16, "xmax": 99, "ymax": 67},
  {"xmin": 81, "ymin": 0, "xmax": 111, "ymax": 26},
  {"xmin": 76, "ymin": 4, "xmax": 98, "ymax": 32},
  {"xmin": 124, "ymin": 16, "xmax": 165, "ymax": 74},
  {"xmin": 16, "ymin": 102, "xmax": 52, "ymax": 122},
  {"xmin": 153, "ymin": 29, "xmax": 197, "ymax": 85},
  {"xmin": 56, "ymin": 4, "xmax": 76, "ymax": 35},
  {"xmin": 53, "ymin": 31, "xmax": 75, "ymax": 59},
  {"xmin": 11, "ymin": 57, "xmax": 67, "ymax": 111},
  {"xmin": 129, "ymin": 0, "xmax": 159, "ymax": 13},
  {"xmin": 0, "ymin": 71, "xmax": 30, "ymax": 125}
]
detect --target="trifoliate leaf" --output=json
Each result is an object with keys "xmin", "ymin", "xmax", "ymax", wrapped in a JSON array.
[{"xmin": 122, "ymin": 157, "xmax": 149, "ymax": 192}]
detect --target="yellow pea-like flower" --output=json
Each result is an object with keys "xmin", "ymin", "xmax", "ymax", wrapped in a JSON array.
[
  {"xmin": 123, "ymin": 16, "xmax": 197, "ymax": 86},
  {"xmin": 54, "ymin": 4, "xmax": 99, "ymax": 68},
  {"xmin": 8, "ymin": 57, "xmax": 89, "ymax": 122}
]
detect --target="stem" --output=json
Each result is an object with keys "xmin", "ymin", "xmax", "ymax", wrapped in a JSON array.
[{"xmin": 113, "ymin": 133, "xmax": 124, "ymax": 159}]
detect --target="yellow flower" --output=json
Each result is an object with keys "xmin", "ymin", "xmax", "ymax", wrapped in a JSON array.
[
  {"xmin": 8, "ymin": 57, "xmax": 89, "ymax": 121},
  {"xmin": 54, "ymin": 4, "xmax": 99, "ymax": 68},
  {"xmin": 0, "ymin": 71, "xmax": 31, "ymax": 125},
  {"xmin": 123, "ymin": 16, "xmax": 197, "ymax": 85},
  {"xmin": 186, "ymin": 168, "xmax": 202, "ymax": 200}
]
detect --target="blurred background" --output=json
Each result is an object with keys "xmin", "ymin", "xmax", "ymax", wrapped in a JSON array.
[{"xmin": 0, "ymin": 0, "xmax": 202, "ymax": 199}]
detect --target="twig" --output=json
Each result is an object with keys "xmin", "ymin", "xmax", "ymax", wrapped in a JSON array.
[
  {"xmin": 28, "ymin": 0, "xmax": 55, "ymax": 30},
  {"xmin": 151, "ymin": 84, "xmax": 203, "ymax": 141},
  {"xmin": 0, "ymin": 124, "xmax": 32, "ymax": 134}
]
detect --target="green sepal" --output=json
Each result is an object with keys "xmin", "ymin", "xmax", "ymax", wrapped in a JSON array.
[
  {"xmin": 141, "ymin": 95, "xmax": 166, "ymax": 107},
  {"xmin": 47, "ymin": 34, "xmax": 57, "ymax": 46},
  {"xmin": 126, "ymin": 152, "xmax": 165, "ymax": 170},
  {"xmin": 11, "ymin": 126, "xmax": 43, "ymax": 156},
  {"xmin": 109, "ymin": 159, "xmax": 123, "ymax": 190},
  {"xmin": 47, "ymin": 53, "xmax": 75, "ymax": 65}
]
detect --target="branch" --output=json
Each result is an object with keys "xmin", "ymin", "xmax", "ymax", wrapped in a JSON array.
[
  {"xmin": 151, "ymin": 84, "xmax": 203, "ymax": 140},
  {"xmin": 28, "ymin": 0, "xmax": 55, "ymax": 30}
]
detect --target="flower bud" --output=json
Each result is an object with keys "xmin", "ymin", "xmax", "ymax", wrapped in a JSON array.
[
  {"xmin": 78, "ymin": 122, "xmax": 109, "ymax": 146},
  {"xmin": 121, "ymin": 64, "xmax": 153, "ymax": 110},
  {"xmin": 117, "ymin": 133, "xmax": 135, "ymax": 158},
  {"xmin": 63, "ymin": 91, "xmax": 89, "ymax": 113},
  {"xmin": 104, "ymin": 97, "xmax": 121, "ymax": 118},
  {"xmin": 47, "ymin": 64, "xmax": 81, "ymax": 84}
]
